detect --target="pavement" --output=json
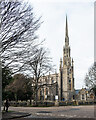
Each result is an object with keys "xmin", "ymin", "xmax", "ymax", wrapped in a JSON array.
[
  {"xmin": 2, "ymin": 111, "xmax": 31, "ymax": 120},
  {"xmin": 1, "ymin": 112, "xmax": 96, "ymax": 120},
  {"xmin": 1, "ymin": 105, "xmax": 96, "ymax": 120}
]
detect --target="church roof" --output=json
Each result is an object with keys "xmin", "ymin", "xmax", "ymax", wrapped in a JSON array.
[{"xmin": 75, "ymin": 89, "xmax": 80, "ymax": 94}]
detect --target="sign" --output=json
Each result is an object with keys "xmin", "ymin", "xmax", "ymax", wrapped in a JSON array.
[
  {"xmin": 45, "ymin": 95, "xmax": 47, "ymax": 99},
  {"xmin": 55, "ymin": 95, "xmax": 58, "ymax": 100}
]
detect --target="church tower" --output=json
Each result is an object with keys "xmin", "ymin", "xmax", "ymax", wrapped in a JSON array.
[{"xmin": 58, "ymin": 15, "xmax": 75, "ymax": 101}]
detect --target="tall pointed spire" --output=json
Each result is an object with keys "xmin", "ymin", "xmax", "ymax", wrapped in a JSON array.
[
  {"xmin": 65, "ymin": 15, "xmax": 68, "ymax": 37},
  {"xmin": 65, "ymin": 15, "xmax": 69, "ymax": 46}
]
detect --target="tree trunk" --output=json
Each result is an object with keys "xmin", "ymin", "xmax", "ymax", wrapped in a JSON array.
[
  {"xmin": 35, "ymin": 87, "xmax": 38, "ymax": 106},
  {"xmin": 35, "ymin": 77, "xmax": 38, "ymax": 106},
  {"xmin": 14, "ymin": 93, "xmax": 18, "ymax": 102},
  {"xmin": 14, "ymin": 93, "xmax": 18, "ymax": 106},
  {"xmin": 30, "ymin": 95, "xmax": 32, "ymax": 105}
]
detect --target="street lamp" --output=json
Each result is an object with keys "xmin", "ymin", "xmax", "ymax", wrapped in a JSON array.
[
  {"xmin": 55, "ymin": 95, "xmax": 59, "ymax": 106},
  {"xmin": 45, "ymin": 95, "xmax": 47, "ymax": 106},
  {"xmin": 55, "ymin": 95, "xmax": 58, "ymax": 101},
  {"xmin": 45, "ymin": 95, "xmax": 47, "ymax": 99}
]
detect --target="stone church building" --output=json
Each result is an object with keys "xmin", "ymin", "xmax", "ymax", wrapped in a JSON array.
[{"xmin": 37, "ymin": 16, "xmax": 94, "ymax": 102}]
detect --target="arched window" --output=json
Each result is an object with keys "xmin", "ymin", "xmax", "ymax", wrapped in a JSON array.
[
  {"xmin": 69, "ymin": 80, "xmax": 71, "ymax": 83},
  {"xmin": 82, "ymin": 94, "xmax": 84, "ymax": 100},
  {"xmin": 52, "ymin": 80, "xmax": 54, "ymax": 83},
  {"xmin": 73, "ymin": 95, "xmax": 75, "ymax": 99}
]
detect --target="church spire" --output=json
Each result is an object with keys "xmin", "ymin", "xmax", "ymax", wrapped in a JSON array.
[
  {"xmin": 65, "ymin": 15, "xmax": 69, "ymax": 46},
  {"xmin": 65, "ymin": 15, "xmax": 68, "ymax": 37}
]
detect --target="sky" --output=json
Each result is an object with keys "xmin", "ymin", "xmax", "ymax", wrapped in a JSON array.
[{"xmin": 24, "ymin": 0, "xmax": 94, "ymax": 89}]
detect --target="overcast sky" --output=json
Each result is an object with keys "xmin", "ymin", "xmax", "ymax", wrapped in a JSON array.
[{"xmin": 24, "ymin": 0, "xmax": 94, "ymax": 89}]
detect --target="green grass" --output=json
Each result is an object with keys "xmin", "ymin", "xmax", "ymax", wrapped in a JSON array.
[{"xmin": 2, "ymin": 110, "xmax": 14, "ymax": 114}]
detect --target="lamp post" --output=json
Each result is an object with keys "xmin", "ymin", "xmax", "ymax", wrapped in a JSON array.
[
  {"xmin": 55, "ymin": 71, "xmax": 59, "ymax": 106},
  {"xmin": 45, "ymin": 95, "xmax": 47, "ymax": 100},
  {"xmin": 55, "ymin": 95, "xmax": 59, "ymax": 106},
  {"xmin": 45, "ymin": 95, "xmax": 47, "ymax": 106}
]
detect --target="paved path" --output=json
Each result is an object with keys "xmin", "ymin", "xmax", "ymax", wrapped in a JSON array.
[
  {"xmin": 7, "ymin": 105, "xmax": 95, "ymax": 119},
  {"xmin": 2, "ymin": 111, "xmax": 30, "ymax": 120}
]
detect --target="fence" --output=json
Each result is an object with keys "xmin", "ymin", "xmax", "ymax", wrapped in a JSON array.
[{"xmin": 7, "ymin": 100, "xmax": 95, "ymax": 107}]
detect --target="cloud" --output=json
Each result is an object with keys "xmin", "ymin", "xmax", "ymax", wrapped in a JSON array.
[
  {"xmin": 24, "ymin": 1, "xmax": 94, "ymax": 89},
  {"xmin": 25, "ymin": 0, "xmax": 95, "ymax": 3}
]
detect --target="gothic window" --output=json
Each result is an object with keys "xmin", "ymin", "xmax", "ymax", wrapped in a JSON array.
[
  {"xmin": 69, "ymin": 79, "xmax": 71, "ymax": 84},
  {"xmin": 46, "ymin": 89, "xmax": 48, "ymax": 95},
  {"xmin": 70, "ymin": 68, "xmax": 71, "ymax": 72},
  {"xmin": 82, "ymin": 94, "xmax": 84, "ymax": 100},
  {"xmin": 52, "ymin": 80, "xmax": 54, "ymax": 83},
  {"xmin": 73, "ymin": 95, "xmax": 75, "ymax": 99},
  {"xmin": 68, "ymin": 68, "xmax": 71, "ymax": 74},
  {"xmin": 64, "ymin": 48, "xmax": 65, "ymax": 54},
  {"xmin": 69, "ymin": 84, "xmax": 71, "ymax": 90},
  {"xmin": 69, "ymin": 48, "xmax": 70, "ymax": 56}
]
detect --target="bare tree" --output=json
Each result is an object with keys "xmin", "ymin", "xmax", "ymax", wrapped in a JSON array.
[
  {"xmin": 0, "ymin": 0, "xmax": 41, "ymax": 73},
  {"xmin": 22, "ymin": 47, "xmax": 54, "ymax": 105},
  {"xmin": 85, "ymin": 62, "xmax": 96, "ymax": 95},
  {"xmin": 0, "ymin": 0, "xmax": 55, "ymax": 105}
]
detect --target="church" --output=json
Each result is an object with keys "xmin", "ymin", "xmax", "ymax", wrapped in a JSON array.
[
  {"xmin": 58, "ymin": 15, "xmax": 75, "ymax": 101},
  {"xmin": 37, "ymin": 16, "xmax": 94, "ymax": 102}
]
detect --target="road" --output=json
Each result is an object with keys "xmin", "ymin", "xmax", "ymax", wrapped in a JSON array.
[{"xmin": 8, "ymin": 105, "xmax": 95, "ymax": 119}]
